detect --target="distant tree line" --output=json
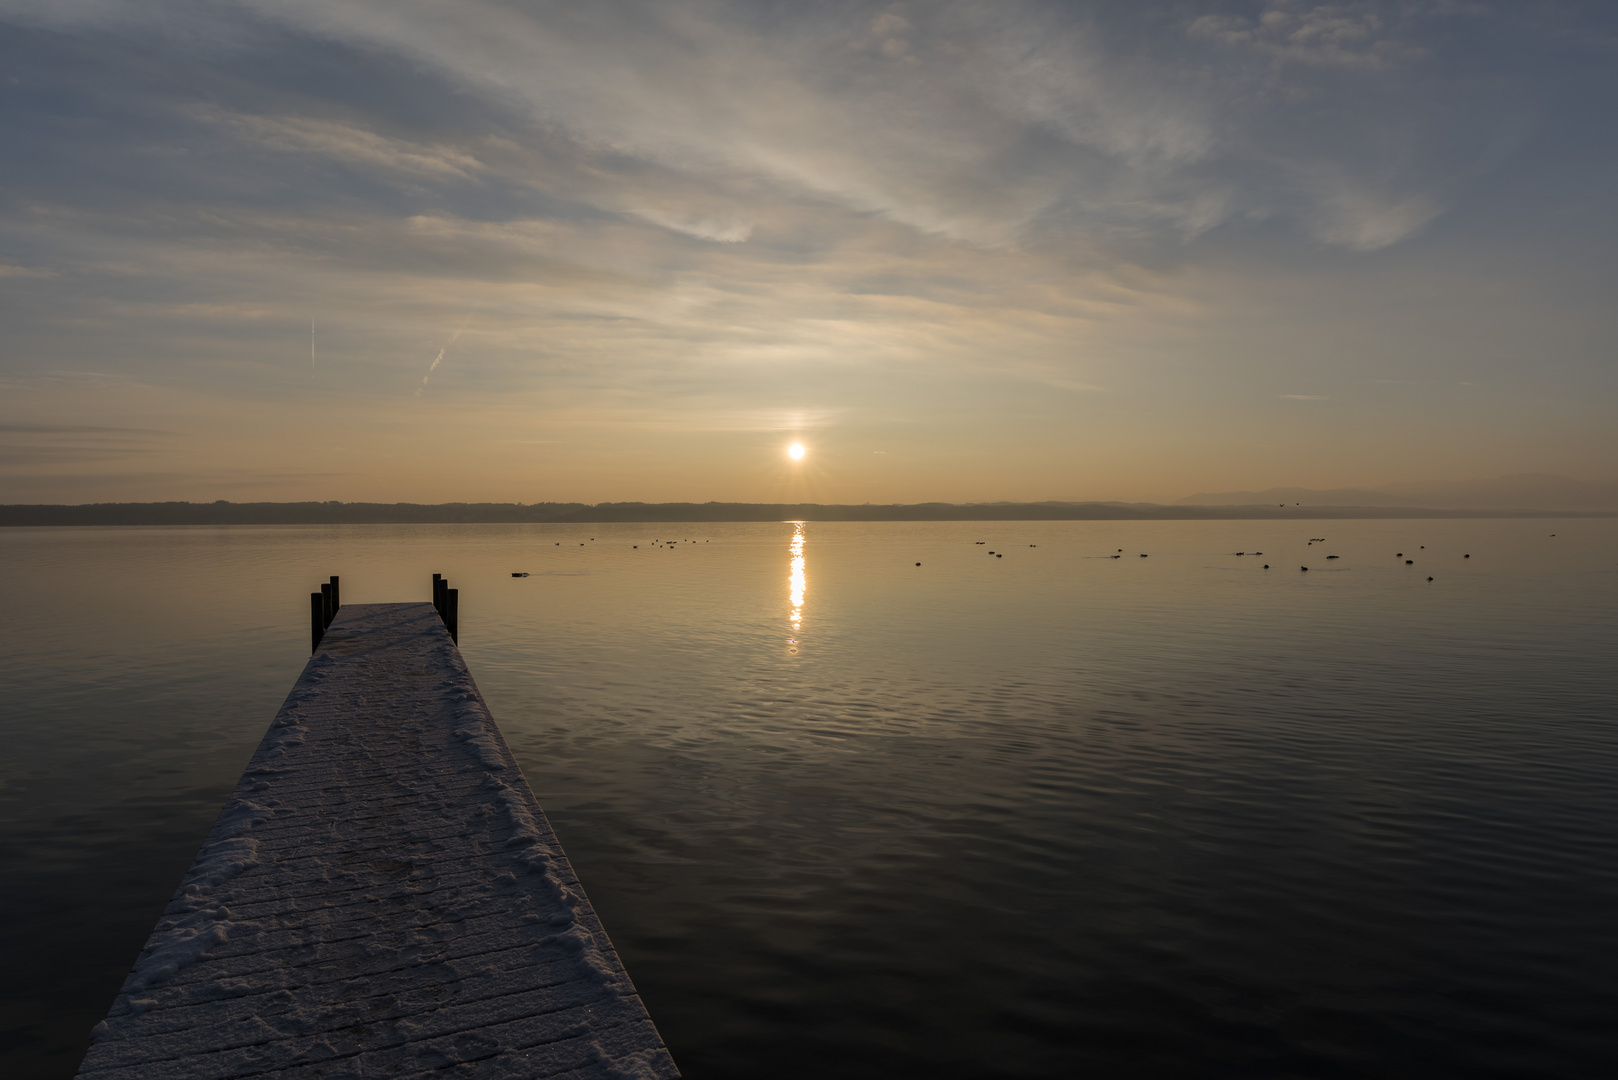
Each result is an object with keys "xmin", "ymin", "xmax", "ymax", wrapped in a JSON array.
[{"xmin": 0, "ymin": 501, "xmax": 1606, "ymax": 526}]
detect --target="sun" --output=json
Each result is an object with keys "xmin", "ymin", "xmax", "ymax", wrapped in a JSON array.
[{"xmin": 787, "ymin": 443, "xmax": 806, "ymax": 460}]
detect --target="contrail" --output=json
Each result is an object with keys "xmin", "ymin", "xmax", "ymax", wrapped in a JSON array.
[
  {"xmin": 415, "ymin": 347, "xmax": 446, "ymax": 397},
  {"xmin": 415, "ymin": 307, "xmax": 476, "ymax": 397}
]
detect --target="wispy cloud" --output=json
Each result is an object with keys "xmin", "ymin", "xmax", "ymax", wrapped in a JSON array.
[
  {"xmin": 0, "ymin": 423, "xmax": 172, "ymax": 466},
  {"xmin": 0, "ymin": 423, "xmax": 167, "ymax": 433},
  {"xmin": 1, "ymin": 0, "xmax": 1466, "ymax": 252},
  {"xmin": 1289, "ymin": 163, "xmax": 1443, "ymax": 250},
  {"xmin": 1188, "ymin": 2, "xmax": 1426, "ymax": 71},
  {"xmin": 190, "ymin": 107, "xmax": 487, "ymax": 181}
]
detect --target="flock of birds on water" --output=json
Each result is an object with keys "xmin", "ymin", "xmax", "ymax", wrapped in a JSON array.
[{"xmin": 501, "ymin": 533, "xmax": 1549, "ymax": 584}]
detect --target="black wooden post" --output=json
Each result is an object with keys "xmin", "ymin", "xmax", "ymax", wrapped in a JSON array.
[
  {"xmin": 446, "ymin": 588, "xmax": 459, "ymax": 644},
  {"xmin": 329, "ymin": 575, "xmax": 340, "ymax": 614},
  {"xmin": 432, "ymin": 574, "xmax": 443, "ymax": 618},
  {"xmin": 321, "ymin": 582, "xmax": 334, "ymax": 628},
  {"xmin": 310, "ymin": 592, "xmax": 325, "ymax": 651}
]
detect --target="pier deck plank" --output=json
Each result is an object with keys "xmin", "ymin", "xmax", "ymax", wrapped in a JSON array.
[{"xmin": 78, "ymin": 602, "xmax": 678, "ymax": 1080}]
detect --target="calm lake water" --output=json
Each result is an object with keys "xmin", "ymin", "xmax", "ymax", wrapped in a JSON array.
[{"xmin": 2, "ymin": 519, "xmax": 1616, "ymax": 1078}]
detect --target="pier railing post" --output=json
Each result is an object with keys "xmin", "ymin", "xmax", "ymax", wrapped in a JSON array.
[
  {"xmin": 310, "ymin": 592, "xmax": 324, "ymax": 651},
  {"xmin": 321, "ymin": 582, "xmax": 334, "ymax": 628},
  {"xmin": 330, "ymin": 575, "xmax": 340, "ymax": 614},
  {"xmin": 432, "ymin": 574, "xmax": 444, "ymax": 618},
  {"xmin": 447, "ymin": 588, "xmax": 459, "ymax": 644}
]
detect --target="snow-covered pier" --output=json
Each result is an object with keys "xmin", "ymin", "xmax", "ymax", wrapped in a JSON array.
[{"xmin": 79, "ymin": 602, "xmax": 678, "ymax": 1080}]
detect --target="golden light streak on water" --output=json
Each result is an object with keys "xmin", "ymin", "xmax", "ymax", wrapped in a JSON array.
[{"xmin": 788, "ymin": 522, "xmax": 806, "ymax": 652}]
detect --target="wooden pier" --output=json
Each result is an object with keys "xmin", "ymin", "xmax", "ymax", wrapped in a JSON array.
[{"xmin": 78, "ymin": 599, "xmax": 678, "ymax": 1079}]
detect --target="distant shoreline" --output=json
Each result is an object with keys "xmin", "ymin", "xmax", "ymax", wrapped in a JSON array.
[{"xmin": 3, "ymin": 501, "xmax": 1615, "ymax": 526}]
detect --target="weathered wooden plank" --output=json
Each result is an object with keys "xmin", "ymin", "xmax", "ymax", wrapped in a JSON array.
[{"xmin": 79, "ymin": 602, "xmax": 678, "ymax": 1080}]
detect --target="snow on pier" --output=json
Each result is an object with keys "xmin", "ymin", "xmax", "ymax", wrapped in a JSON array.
[{"xmin": 79, "ymin": 602, "xmax": 678, "ymax": 1080}]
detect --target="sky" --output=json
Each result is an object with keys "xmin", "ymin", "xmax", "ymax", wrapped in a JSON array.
[{"xmin": 1, "ymin": 0, "xmax": 1616, "ymax": 505}]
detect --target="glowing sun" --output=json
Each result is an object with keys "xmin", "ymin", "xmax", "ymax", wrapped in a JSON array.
[{"xmin": 787, "ymin": 443, "xmax": 806, "ymax": 460}]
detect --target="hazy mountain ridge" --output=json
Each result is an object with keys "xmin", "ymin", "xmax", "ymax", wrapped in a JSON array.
[{"xmin": 1177, "ymin": 474, "xmax": 1618, "ymax": 511}]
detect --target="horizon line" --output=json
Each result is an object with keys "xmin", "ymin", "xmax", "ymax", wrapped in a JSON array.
[{"xmin": 3, "ymin": 499, "xmax": 1615, "ymax": 527}]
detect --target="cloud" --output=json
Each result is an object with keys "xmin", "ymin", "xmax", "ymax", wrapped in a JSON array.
[
  {"xmin": 613, "ymin": 202, "xmax": 755, "ymax": 244},
  {"xmin": 190, "ymin": 107, "xmax": 486, "ymax": 181},
  {"xmin": 0, "ymin": 423, "xmax": 171, "ymax": 466},
  {"xmin": 0, "ymin": 469, "xmax": 349, "ymax": 499},
  {"xmin": 0, "ymin": 423, "xmax": 167, "ymax": 433},
  {"xmin": 1292, "ymin": 165, "xmax": 1443, "ymax": 250},
  {"xmin": 0, "ymin": 0, "xmax": 1483, "ymax": 256},
  {"xmin": 1188, "ymin": 3, "xmax": 1425, "ymax": 71}
]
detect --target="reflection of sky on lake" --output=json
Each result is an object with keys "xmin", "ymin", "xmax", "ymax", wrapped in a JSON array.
[
  {"xmin": 4, "ymin": 519, "xmax": 1617, "ymax": 1078},
  {"xmin": 787, "ymin": 522, "xmax": 805, "ymax": 653}
]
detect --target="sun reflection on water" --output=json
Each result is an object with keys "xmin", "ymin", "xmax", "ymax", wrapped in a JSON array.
[{"xmin": 788, "ymin": 522, "xmax": 806, "ymax": 653}]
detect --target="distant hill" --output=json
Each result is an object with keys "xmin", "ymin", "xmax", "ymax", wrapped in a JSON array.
[
  {"xmin": 2, "ymin": 498, "xmax": 1614, "ymax": 526},
  {"xmin": 1177, "ymin": 473, "xmax": 1618, "ymax": 511}
]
